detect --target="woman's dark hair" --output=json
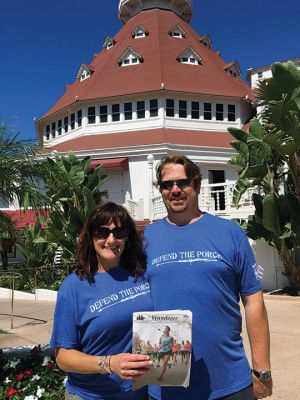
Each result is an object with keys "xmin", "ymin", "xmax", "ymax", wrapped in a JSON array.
[
  {"xmin": 156, "ymin": 154, "xmax": 202, "ymax": 191},
  {"xmin": 76, "ymin": 202, "xmax": 144, "ymax": 282}
]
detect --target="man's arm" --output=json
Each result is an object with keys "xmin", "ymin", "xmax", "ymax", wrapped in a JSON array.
[{"xmin": 241, "ymin": 290, "xmax": 273, "ymax": 399}]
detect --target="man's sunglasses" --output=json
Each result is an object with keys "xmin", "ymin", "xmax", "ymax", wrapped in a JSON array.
[
  {"xmin": 93, "ymin": 227, "xmax": 129, "ymax": 240},
  {"xmin": 159, "ymin": 179, "xmax": 192, "ymax": 191}
]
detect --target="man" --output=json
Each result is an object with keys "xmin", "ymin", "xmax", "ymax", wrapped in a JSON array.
[{"xmin": 144, "ymin": 155, "xmax": 272, "ymax": 400}]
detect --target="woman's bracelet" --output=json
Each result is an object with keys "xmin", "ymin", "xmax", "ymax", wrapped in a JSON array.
[{"xmin": 98, "ymin": 355, "xmax": 112, "ymax": 375}]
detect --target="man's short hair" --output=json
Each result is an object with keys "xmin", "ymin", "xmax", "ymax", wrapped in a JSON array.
[{"xmin": 156, "ymin": 154, "xmax": 202, "ymax": 190}]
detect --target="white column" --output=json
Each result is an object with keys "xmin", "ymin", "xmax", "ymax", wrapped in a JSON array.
[{"xmin": 147, "ymin": 154, "xmax": 154, "ymax": 221}]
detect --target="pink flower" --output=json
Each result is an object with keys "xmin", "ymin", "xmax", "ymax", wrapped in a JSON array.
[
  {"xmin": 16, "ymin": 373, "xmax": 24, "ymax": 381},
  {"xmin": 24, "ymin": 369, "xmax": 33, "ymax": 376}
]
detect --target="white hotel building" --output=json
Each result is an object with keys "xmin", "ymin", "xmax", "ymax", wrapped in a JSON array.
[{"xmin": 4, "ymin": 0, "xmax": 297, "ymax": 290}]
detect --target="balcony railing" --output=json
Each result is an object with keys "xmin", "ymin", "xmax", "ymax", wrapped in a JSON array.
[
  {"xmin": 123, "ymin": 192, "xmax": 144, "ymax": 221},
  {"xmin": 150, "ymin": 182, "xmax": 257, "ymax": 221}
]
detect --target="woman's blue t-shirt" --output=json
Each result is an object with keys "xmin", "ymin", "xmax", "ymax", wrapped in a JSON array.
[{"xmin": 50, "ymin": 268, "xmax": 153, "ymax": 400}]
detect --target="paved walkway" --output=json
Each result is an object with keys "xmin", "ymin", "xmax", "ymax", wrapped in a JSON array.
[
  {"xmin": 0, "ymin": 298, "xmax": 55, "ymax": 348},
  {"xmin": 0, "ymin": 296, "xmax": 299, "ymax": 399}
]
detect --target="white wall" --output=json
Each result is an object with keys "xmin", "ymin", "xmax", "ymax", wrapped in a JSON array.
[
  {"xmin": 128, "ymin": 156, "xmax": 154, "ymax": 218},
  {"xmin": 103, "ymin": 169, "xmax": 126, "ymax": 204},
  {"xmin": 251, "ymin": 241, "xmax": 289, "ymax": 291},
  {"xmin": 0, "ymin": 287, "xmax": 57, "ymax": 301}
]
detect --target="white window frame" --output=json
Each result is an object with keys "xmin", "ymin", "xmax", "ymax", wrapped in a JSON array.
[
  {"xmin": 80, "ymin": 70, "xmax": 90, "ymax": 81},
  {"xmin": 172, "ymin": 30, "xmax": 183, "ymax": 38},
  {"xmin": 135, "ymin": 29, "xmax": 145, "ymax": 38},
  {"xmin": 180, "ymin": 56, "xmax": 198, "ymax": 64},
  {"xmin": 122, "ymin": 54, "xmax": 140, "ymax": 66}
]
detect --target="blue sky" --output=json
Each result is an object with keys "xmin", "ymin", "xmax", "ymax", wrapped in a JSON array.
[{"xmin": 1, "ymin": 0, "xmax": 299, "ymax": 141}]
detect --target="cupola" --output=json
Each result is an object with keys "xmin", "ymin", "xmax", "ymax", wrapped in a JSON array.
[{"xmin": 119, "ymin": 0, "xmax": 192, "ymax": 23}]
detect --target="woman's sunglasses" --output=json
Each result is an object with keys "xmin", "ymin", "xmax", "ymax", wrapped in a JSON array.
[
  {"xmin": 93, "ymin": 227, "xmax": 129, "ymax": 240},
  {"xmin": 159, "ymin": 179, "xmax": 192, "ymax": 191}
]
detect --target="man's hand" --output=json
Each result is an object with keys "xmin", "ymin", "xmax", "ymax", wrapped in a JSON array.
[{"xmin": 253, "ymin": 374, "xmax": 273, "ymax": 399}]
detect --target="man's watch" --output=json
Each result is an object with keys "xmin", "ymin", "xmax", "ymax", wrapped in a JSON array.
[{"xmin": 252, "ymin": 369, "xmax": 272, "ymax": 381}]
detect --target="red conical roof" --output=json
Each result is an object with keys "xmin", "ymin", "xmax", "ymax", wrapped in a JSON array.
[{"xmin": 41, "ymin": 8, "xmax": 252, "ymax": 120}]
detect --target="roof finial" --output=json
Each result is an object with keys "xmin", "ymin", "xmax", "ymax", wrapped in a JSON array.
[{"xmin": 119, "ymin": 0, "xmax": 192, "ymax": 24}]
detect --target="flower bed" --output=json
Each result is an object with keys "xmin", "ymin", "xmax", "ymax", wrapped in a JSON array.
[{"xmin": 0, "ymin": 345, "xmax": 66, "ymax": 399}]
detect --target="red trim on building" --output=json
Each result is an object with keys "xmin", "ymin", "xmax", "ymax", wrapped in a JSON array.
[
  {"xmin": 89, "ymin": 157, "xmax": 129, "ymax": 170},
  {"xmin": 45, "ymin": 128, "xmax": 234, "ymax": 153},
  {"xmin": 4, "ymin": 210, "xmax": 48, "ymax": 230}
]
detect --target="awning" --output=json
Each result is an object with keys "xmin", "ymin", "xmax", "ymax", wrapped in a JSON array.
[
  {"xmin": 3, "ymin": 210, "xmax": 48, "ymax": 230},
  {"xmin": 89, "ymin": 157, "xmax": 129, "ymax": 170}
]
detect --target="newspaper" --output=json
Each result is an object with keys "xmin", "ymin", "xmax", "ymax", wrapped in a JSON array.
[{"xmin": 132, "ymin": 310, "xmax": 192, "ymax": 390}]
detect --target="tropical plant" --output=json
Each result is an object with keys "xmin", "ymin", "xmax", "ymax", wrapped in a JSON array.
[
  {"xmin": 16, "ymin": 219, "xmax": 48, "ymax": 270},
  {"xmin": 228, "ymin": 61, "xmax": 300, "ymax": 293},
  {"xmin": 34, "ymin": 152, "xmax": 108, "ymax": 268}
]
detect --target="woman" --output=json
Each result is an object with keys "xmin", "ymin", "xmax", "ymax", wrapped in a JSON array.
[
  {"xmin": 51, "ymin": 202, "xmax": 153, "ymax": 400},
  {"xmin": 157, "ymin": 326, "xmax": 174, "ymax": 381}
]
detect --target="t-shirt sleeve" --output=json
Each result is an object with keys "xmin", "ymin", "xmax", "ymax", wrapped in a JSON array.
[
  {"xmin": 234, "ymin": 228, "xmax": 262, "ymax": 295},
  {"xmin": 50, "ymin": 277, "xmax": 80, "ymax": 349}
]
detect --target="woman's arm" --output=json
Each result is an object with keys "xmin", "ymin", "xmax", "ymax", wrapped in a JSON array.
[{"xmin": 55, "ymin": 348, "xmax": 152, "ymax": 380}]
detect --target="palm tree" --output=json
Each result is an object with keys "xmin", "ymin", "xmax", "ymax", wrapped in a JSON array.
[
  {"xmin": 0, "ymin": 126, "xmax": 50, "ymax": 269},
  {"xmin": 0, "ymin": 127, "xmax": 108, "ymax": 274}
]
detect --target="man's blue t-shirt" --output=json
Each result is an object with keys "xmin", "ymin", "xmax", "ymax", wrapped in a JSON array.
[
  {"xmin": 50, "ymin": 268, "xmax": 153, "ymax": 400},
  {"xmin": 144, "ymin": 213, "xmax": 262, "ymax": 400}
]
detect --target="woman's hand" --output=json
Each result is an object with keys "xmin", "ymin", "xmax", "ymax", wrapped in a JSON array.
[{"xmin": 110, "ymin": 353, "xmax": 152, "ymax": 380}]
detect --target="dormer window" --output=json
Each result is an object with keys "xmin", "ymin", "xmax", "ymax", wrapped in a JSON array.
[
  {"xmin": 177, "ymin": 47, "xmax": 201, "ymax": 65},
  {"xmin": 81, "ymin": 70, "xmax": 90, "ymax": 80},
  {"xmin": 132, "ymin": 25, "xmax": 148, "ymax": 38},
  {"xmin": 118, "ymin": 47, "xmax": 143, "ymax": 67},
  {"xmin": 200, "ymin": 34, "xmax": 213, "ymax": 49},
  {"xmin": 224, "ymin": 61, "xmax": 241, "ymax": 78},
  {"xmin": 169, "ymin": 24, "xmax": 186, "ymax": 38},
  {"xmin": 103, "ymin": 36, "xmax": 116, "ymax": 50},
  {"xmin": 77, "ymin": 63, "xmax": 94, "ymax": 82}
]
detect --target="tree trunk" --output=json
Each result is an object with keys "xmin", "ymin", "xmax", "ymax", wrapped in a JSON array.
[
  {"xmin": 277, "ymin": 240, "xmax": 300, "ymax": 294},
  {"xmin": 289, "ymin": 152, "xmax": 300, "ymax": 203},
  {"xmin": 0, "ymin": 248, "xmax": 8, "ymax": 270}
]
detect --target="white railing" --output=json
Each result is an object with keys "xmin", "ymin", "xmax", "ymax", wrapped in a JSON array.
[
  {"xmin": 150, "ymin": 182, "xmax": 257, "ymax": 221},
  {"xmin": 123, "ymin": 192, "xmax": 144, "ymax": 220},
  {"xmin": 199, "ymin": 183, "xmax": 257, "ymax": 212},
  {"xmin": 152, "ymin": 194, "xmax": 168, "ymax": 218}
]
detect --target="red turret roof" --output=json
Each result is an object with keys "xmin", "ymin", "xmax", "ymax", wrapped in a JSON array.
[{"xmin": 41, "ymin": 8, "xmax": 252, "ymax": 120}]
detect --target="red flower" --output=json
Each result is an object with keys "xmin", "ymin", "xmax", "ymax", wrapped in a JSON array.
[
  {"xmin": 6, "ymin": 387, "xmax": 18, "ymax": 396},
  {"xmin": 24, "ymin": 369, "xmax": 33, "ymax": 376},
  {"xmin": 16, "ymin": 373, "xmax": 24, "ymax": 381},
  {"xmin": 46, "ymin": 361, "xmax": 55, "ymax": 369}
]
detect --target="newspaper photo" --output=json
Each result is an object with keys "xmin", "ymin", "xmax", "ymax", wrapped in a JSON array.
[{"xmin": 132, "ymin": 310, "xmax": 192, "ymax": 390}]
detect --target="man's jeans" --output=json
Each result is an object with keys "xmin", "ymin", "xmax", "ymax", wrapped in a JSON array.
[{"xmin": 149, "ymin": 384, "xmax": 255, "ymax": 400}]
